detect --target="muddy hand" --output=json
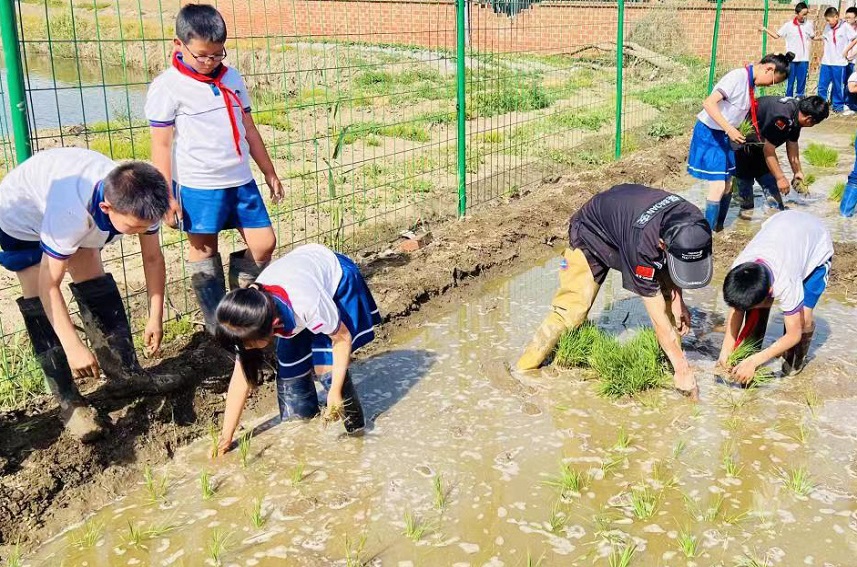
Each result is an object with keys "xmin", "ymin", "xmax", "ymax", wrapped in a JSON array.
[
  {"xmin": 216, "ymin": 436, "xmax": 232, "ymax": 457},
  {"xmin": 144, "ymin": 318, "xmax": 163, "ymax": 355},
  {"xmin": 673, "ymin": 366, "xmax": 699, "ymax": 401},
  {"xmin": 68, "ymin": 342, "xmax": 101, "ymax": 379},
  {"xmin": 730, "ymin": 358, "xmax": 757, "ymax": 385}
]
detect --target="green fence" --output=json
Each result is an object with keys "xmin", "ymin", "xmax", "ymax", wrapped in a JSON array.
[{"xmin": 0, "ymin": 0, "xmax": 803, "ymax": 406}]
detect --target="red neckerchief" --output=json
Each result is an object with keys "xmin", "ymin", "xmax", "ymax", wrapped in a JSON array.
[
  {"xmin": 794, "ymin": 18, "xmax": 805, "ymax": 50},
  {"xmin": 831, "ymin": 21, "xmax": 841, "ymax": 47},
  {"xmin": 171, "ymin": 51, "xmax": 244, "ymax": 156},
  {"xmin": 745, "ymin": 65, "xmax": 761, "ymax": 139}
]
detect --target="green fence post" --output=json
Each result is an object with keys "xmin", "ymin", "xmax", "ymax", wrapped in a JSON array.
[
  {"xmin": 456, "ymin": 0, "xmax": 467, "ymax": 217},
  {"xmin": 0, "ymin": 0, "xmax": 31, "ymax": 164},
  {"xmin": 614, "ymin": 0, "xmax": 625, "ymax": 160},
  {"xmin": 761, "ymin": 0, "xmax": 770, "ymax": 58},
  {"xmin": 708, "ymin": 0, "xmax": 724, "ymax": 94}
]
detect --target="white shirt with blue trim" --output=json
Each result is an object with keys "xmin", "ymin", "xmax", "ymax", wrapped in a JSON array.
[
  {"xmin": 697, "ymin": 67, "xmax": 751, "ymax": 130},
  {"xmin": 145, "ymin": 62, "xmax": 254, "ymax": 189},
  {"xmin": 732, "ymin": 211, "xmax": 833, "ymax": 315},
  {"xmin": 821, "ymin": 21, "xmax": 857, "ymax": 66},
  {"xmin": 0, "ymin": 148, "xmax": 157, "ymax": 260},
  {"xmin": 777, "ymin": 19, "xmax": 814, "ymax": 63},
  {"xmin": 256, "ymin": 244, "xmax": 344, "ymax": 336}
]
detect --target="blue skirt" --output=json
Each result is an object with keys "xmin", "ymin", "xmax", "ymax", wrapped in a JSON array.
[
  {"xmin": 687, "ymin": 120, "xmax": 736, "ymax": 181},
  {"xmin": 276, "ymin": 253, "xmax": 381, "ymax": 380}
]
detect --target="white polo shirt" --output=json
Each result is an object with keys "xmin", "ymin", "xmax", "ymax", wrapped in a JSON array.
[
  {"xmin": 256, "ymin": 244, "xmax": 344, "ymax": 337},
  {"xmin": 777, "ymin": 19, "xmax": 814, "ymax": 62},
  {"xmin": 697, "ymin": 67, "xmax": 752, "ymax": 130},
  {"xmin": 145, "ymin": 59, "xmax": 254, "ymax": 189},
  {"xmin": 732, "ymin": 211, "xmax": 833, "ymax": 315},
  {"xmin": 0, "ymin": 148, "xmax": 157, "ymax": 259},
  {"xmin": 821, "ymin": 21, "xmax": 857, "ymax": 66}
]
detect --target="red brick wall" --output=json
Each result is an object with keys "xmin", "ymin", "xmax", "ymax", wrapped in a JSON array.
[{"xmin": 220, "ymin": 0, "xmax": 823, "ymax": 66}]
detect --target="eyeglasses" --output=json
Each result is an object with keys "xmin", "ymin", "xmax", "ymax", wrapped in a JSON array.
[{"xmin": 182, "ymin": 42, "xmax": 227, "ymax": 63}]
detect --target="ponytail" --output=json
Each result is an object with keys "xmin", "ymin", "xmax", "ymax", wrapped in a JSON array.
[{"xmin": 759, "ymin": 51, "xmax": 795, "ymax": 77}]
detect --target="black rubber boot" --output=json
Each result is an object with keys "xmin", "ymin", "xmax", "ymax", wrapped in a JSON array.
[
  {"xmin": 17, "ymin": 297, "xmax": 105, "ymax": 442},
  {"xmin": 782, "ymin": 328, "xmax": 814, "ymax": 376},
  {"xmin": 340, "ymin": 370, "xmax": 365, "ymax": 435},
  {"xmin": 69, "ymin": 274, "xmax": 183, "ymax": 396},
  {"xmin": 228, "ymin": 249, "xmax": 268, "ymax": 291},
  {"xmin": 189, "ymin": 255, "xmax": 226, "ymax": 334}
]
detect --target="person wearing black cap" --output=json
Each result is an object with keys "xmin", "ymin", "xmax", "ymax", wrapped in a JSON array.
[
  {"xmin": 517, "ymin": 184, "xmax": 713, "ymax": 400},
  {"xmin": 718, "ymin": 211, "xmax": 833, "ymax": 381},
  {"xmin": 732, "ymin": 95, "xmax": 829, "ymax": 222}
]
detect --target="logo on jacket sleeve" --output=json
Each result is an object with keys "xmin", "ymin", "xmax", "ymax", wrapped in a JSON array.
[{"xmin": 635, "ymin": 265, "xmax": 655, "ymax": 281}]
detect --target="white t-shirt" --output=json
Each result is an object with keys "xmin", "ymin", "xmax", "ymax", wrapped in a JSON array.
[
  {"xmin": 732, "ymin": 211, "xmax": 834, "ymax": 315},
  {"xmin": 256, "ymin": 244, "xmax": 344, "ymax": 337},
  {"xmin": 777, "ymin": 19, "xmax": 815, "ymax": 62},
  {"xmin": 697, "ymin": 67, "xmax": 751, "ymax": 130},
  {"xmin": 0, "ymin": 148, "xmax": 157, "ymax": 259},
  {"xmin": 145, "ymin": 60, "xmax": 254, "ymax": 189},
  {"xmin": 821, "ymin": 21, "xmax": 857, "ymax": 66}
]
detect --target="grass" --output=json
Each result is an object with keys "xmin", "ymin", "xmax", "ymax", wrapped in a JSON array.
[
  {"xmin": 206, "ymin": 529, "xmax": 231, "ymax": 566},
  {"xmin": 551, "ymin": 103, "xmax": 614, "ymax": 131},
  {"xmin": 628, "ymin": 484, "xmax": 658, "ymax": 519},
  {"xmin": 634, "ymin": 77, "xmax": 707, "ymax": 111},
  {"xmin": 69, "ymin": 519, "xmax": 103, "ymax": 549},
  {"xmin": 607, "ymin": 543, "xmax": 638, "ymax": 567},
  {"xmin": 253, "ymin": 109, "xmax": 293, "ymax": 132},
  {"xmin": 402, "ymin": 510, "xmax": 428, "ymax": 541},
  {"xmin": 830, "ymin": 181, "xmax": 845, "ymax": 202},
  {"xmin": 238, "ymin": 431, "xmax": 252, "ymax": 468},
  {"xmin": 341, "ymin": 120, "xmax": 432, "ymax": 145},
  {"xmin": 200, "ymin": 469, "xmax": 215, "ymax": 500},
  {"xmin": 779, "ymin": 465, "xmax": 814, "ymax": 496},
  {"xmin": 544, "ymin": 463, "xmax": 588, "ymax": 497},
  {"xmin": 471, "ymin": 81, "xmax": 553, "ymax": 117},
  {"xmin": 290, "ymin": 460, "xmax": 306, "ymax": 486},
  {"xmin": 647, "ymin": 114, "xmax": 688, "ymax": 140},
  {"xmin": 677, "ymin": 528, "xmax": 699, "ymax": 558},
  {"xmin": 432, "ymin": 473, "xmax": 448, "ymax": 510},
  {"xmin": 5, "ymin": 542, "xmax": 22, "ymax": 567},
  {"xmin": 249, "ymin": 496, "xmax": 265, "ymax": 529},
  {"xmin": 0, "ymin": 335, "xmax": 47, "ymax": 410},
  {"xmin": 804, "ymin": 143, "xmax": 839, "ymax": 167},
  {"xmin": 142, "ymin": 465, "xmax": 167, "ymax": 503}
]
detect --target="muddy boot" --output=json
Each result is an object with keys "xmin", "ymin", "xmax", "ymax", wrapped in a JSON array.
[
  {"xmin": 517, "ymin": 317, "xmax": 569, "ymax": 371},
  {"xmin": 17, "ymin": 297, "xmax": 106, "ymax": 442},
  {"xmin": 228, "ymin": 249, "xmax": 268, "ymax": 291},
  {"xmin": 319, "ymin": 370, "xmax": 365, "ymax": 435},
  {"xmin": 189, "ymin": 255, "xmax": 226, "ymax": 334},
  {"xmin": 276, "ymin": 372, "xmax": 320, "ymax": 421},
  {"xmin": 70, "ymin": 274, "xmax": 183, "ymax": 396},
  {"xmin": 782, "ymin": 327, "xmax": 814, "ymax": 376}
]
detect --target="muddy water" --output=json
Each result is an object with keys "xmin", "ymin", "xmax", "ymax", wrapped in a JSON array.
[{"xmin": 23, "ymin": 250, "xmax": 857, "ymax": 565}]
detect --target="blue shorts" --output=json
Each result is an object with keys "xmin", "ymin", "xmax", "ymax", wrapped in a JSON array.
[
  {"xmin": 802, "ymin": 258, "xmax": 832, "ymax": 310},
  {"xmin": 687, "ymin": 120, "xmax": 736, "ymax": 181},
  {"xmin": 276, "ymin": 254, "xmax": 381, "ymax": 381},
  {"xmin": 173, "ymin": 179, "xmax": 272, "ymax": 234},
  {"xmin": 0, "ymin": 227, "xmax": 42, "ymax": 272}
]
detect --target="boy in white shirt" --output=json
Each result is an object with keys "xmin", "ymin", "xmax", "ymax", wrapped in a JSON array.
[
  {"xmin": 0, "ymin": 148, "xmax": 181, "ymax": 442},
  {"xmin": 717, "ymin": 211, "xmax": 833, "ymax": 382},
  {"xmin": 817, "ymin": 7, "xmax": 856, "ymax": 113},
  {"xmin": 146, "ymin": 4, "xmax": 284, "ymax": 334},
  {"xmin": 760, "ymin": 2, "xmax": 814, "ymax": 98}
]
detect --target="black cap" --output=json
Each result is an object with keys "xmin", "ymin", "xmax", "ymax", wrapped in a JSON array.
[{"xmin": 663, "ymin": 217, "xmax": 713, "ymax": 289}]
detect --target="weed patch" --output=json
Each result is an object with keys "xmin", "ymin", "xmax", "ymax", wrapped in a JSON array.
[{"xmin": 471, "ymin": 82, "xmax": 553, "ymax": 117}]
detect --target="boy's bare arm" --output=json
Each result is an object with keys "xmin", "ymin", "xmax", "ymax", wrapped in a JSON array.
[
  {"xmin": 149, "ymin": 126, "xmax": 180, "ymax": 227},
  {"xmin": 138, "ymin": 232, "xmax": 166, "ymax": 354},
  {"xmin": 243, "ymin": 113, "xmax": 284, "ymax": 203},
  {"xmin": 758, "ymin": 26, "xmax": 780, "ymax": 40}
]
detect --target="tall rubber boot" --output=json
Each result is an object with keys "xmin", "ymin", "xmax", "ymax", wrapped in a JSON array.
[
  {"xmin": 189, "ymin": 255, "xmax": 226, "ymax": 334},
  {"xmin": 70, "ymin": 274, "xmax": 183, "ymax": 396},
  {"xmin": 715, "ymin": 192, "xmax": 733, "ymax": 231},
  {"xmin": 841, "ymin": 183, "xmax": 857, "ymax": 217},
  {"xmin": 705, "ymin": 200, "xmax": 720, "ymax": 232},
  {"xmin": 276, "ymin": 371, "xmax": 320, "ymax": 421},
  {"xmin": 228, "ymin": 249, "xmax": 268, "ymax": 291},
  {"xmin": 782, "ymin": 327, "xmax": 814, "ymax": 376},
  {"xmin": 17, "ymin": 297, "xmax": 105, "ymax": 442},
  {"xmin": 320, "ymin": 370, "xmax": 365, "ymax": 435},
  {"xmin": 517, "ymin": 248, "xmax": 601, "ymax": 370}
]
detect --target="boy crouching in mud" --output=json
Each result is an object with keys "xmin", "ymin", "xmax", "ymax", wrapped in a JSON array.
[{"xmin": 214, "ymin": 244, "xmax": 381, "ymax": 455}]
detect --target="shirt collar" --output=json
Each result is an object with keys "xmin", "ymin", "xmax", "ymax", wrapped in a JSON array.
[
  {"xmin": 88, "ymin": 181, "xmax": 120, "ymax": 238},
  {"xmin": 175, "ymin": 52, "xmax": 224, "ymax": 79}
]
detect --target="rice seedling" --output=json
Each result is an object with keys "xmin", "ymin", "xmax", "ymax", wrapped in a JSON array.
[
  {"xmin": 433, "ymin": 473, "xmax": 448, "ymax": 510},
  {"xmin": 207, "ymin": 423, "xmax": 220, "ymax": 459},
  {"xmin": 144, "ymin": 519, "xmax": 176, "ymax": 538},
  {"xmin": 651, "ymin": 461, "xmax": 677, "ymax": 490},
  {"xmin": 592, "ymin": 329, "xmax": 671, "ymax": 399},
  {"xmin": 704, "ymin": 494, "xmax": 725, "ymax": 522},
  {"xmin": 544, "ymin": 463, "xmax": 588, "ymax": 497},
  {"xmin": 779, "ymin": 465, "xmax": 814, "ymax": 497},
  {"xmin": 804, "ymin": 387, "xmax": 820, "ymax": 417},
  {"xmin": 792, "ymin": 173, "xmax": 816, "ymax": 196},
  {"xmin": 628, "ymin": 484, "xmax": 658, "ymax": 519},
  {"xmin": 69, "ymin": 519, "xmax": 103, "ymax": 549},
  {"xmin": 547, "ymin": 501, "xmax": 568, "ymax": 534},
  {"xmin": 726, "ymin": 340, "xmax": 775, "ymax": 387},
  {"xmin": 402, "ymin": 510, "xmax": 428, "ymax": 541},
  {"xmin": 677, "ymin": 528, "xmax": 699, "ymax": 558},
  {"xmin": 785, "ymin": 422, "xmax": 810, "ymax": 444},
  {"xmin": 206, "ymin": 529, "xmax": 231, "ymax": 567},
  {"xmin": 344, "ymin": 533, "xmax": 367, "ymax": 567},
  {"xmin": 830, "ymin": 181, "xmax": 845, "ymax": 202},
  {"xmin": 290, "ymin": 460, "xmax": 306, "ymax": 486},
  {"xmin": 238, "ymin": 431, "xmax": 252, "ymax": 468},
  {"xmin": 724, "ymin": 415, "xmax": 742, "ymax": 431},
  {"xmin": 5, "ymin": 542, "xmax": 22, "ymax": 567},
  {"xmin": 200, "ymin": 469, "xmax": 215, "ymax": 500},
  {"xmin": 615, "ymin": 426, "xmax": 631, "ymax": 450},
  {"xmin": 723, "ymin": 509, "xmax": 751, "ymax": 526},
  {"xmin": 601, "ymin": 453, "xmax": 625, "ymax": 476},
  {"xmin": 142, "ymin": 464, "xmax": 167, "ymax": 503},
  {"xmin": 249, "ymin": 496, "xmax": 265, "ymax": 529},
  {"xmin": 672, "ymin": 438, "xmax": 687, "ymax": 459},
  {"xmin": 804, "ymin": 142, "xmax": 839, "ymax": 167},
  {"xmin": 738, "ymin": 120, "xmax": 757, "ymax": 138},
  {"xmin": 526, "ymin": 551, "xmax": 545, "ymax": 567},
  {"xmin": 322, "ymin": 403, "xmax": 345, "ymax": 428},
  {"xmin": 608, "ymin": 543, "xmax": 638, "ymax": 567},
  {"xmin": 723, "ymin": 452, "xmax": 744, "ymax": 478},
  {"xmin": 734, "ymin": 552, "xmax": 771, "ymax": 567},
  {"xmin": 553, "ymin": 322, "xmax": 604, "ymax": 367}
]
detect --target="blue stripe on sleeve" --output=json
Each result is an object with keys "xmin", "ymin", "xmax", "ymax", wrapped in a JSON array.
[
  {"xmin": 148, "ymin": 120, "xmax": 175, "ymax": 127},
  {"xmin": 40, "ymin": 242, "xmax": 71, "ymax": 260}
]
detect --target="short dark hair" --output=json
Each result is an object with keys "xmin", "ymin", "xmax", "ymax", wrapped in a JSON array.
[
  {"xmin": 798, "ymin": 95, "xmax": 830, "ymax": 124},
  {"xmin": 848, "ymin": 7, "xmax": 857, "ymax": 17},
  {"xmin": 175, "ymin": 4, "xmax": 227, "ymax": 44},
  {"xmin": 102, "ymin": 162, "xmax": 170, "ymax": 222},
  {"xmin": 825, "ymin": 7, "xmax": 839, "ymax": 18},
  {"xmin": 723, "ymin": 262, "xmax": 771, "ymax": 311},
  {"xmin": 759, "ymin": 51, "xmax": 795, "ymax": 77},
  {"xmin": 215, "ymin": 287, "xmax": 276, "ymax": 387},
  {"xmin": 795, "ymin": 2, "xmax": 808, "ymax": 13}
]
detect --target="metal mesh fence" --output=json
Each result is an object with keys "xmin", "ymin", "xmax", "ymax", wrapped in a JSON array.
[{"xmin": 0, "ymin": 0, "xmax": 816, "ymax": 406}]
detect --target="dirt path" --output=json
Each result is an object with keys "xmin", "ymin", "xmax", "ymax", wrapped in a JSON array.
[{"xmin": 2, "ymin": 132, "xmax": 857, "ymax": 553}]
